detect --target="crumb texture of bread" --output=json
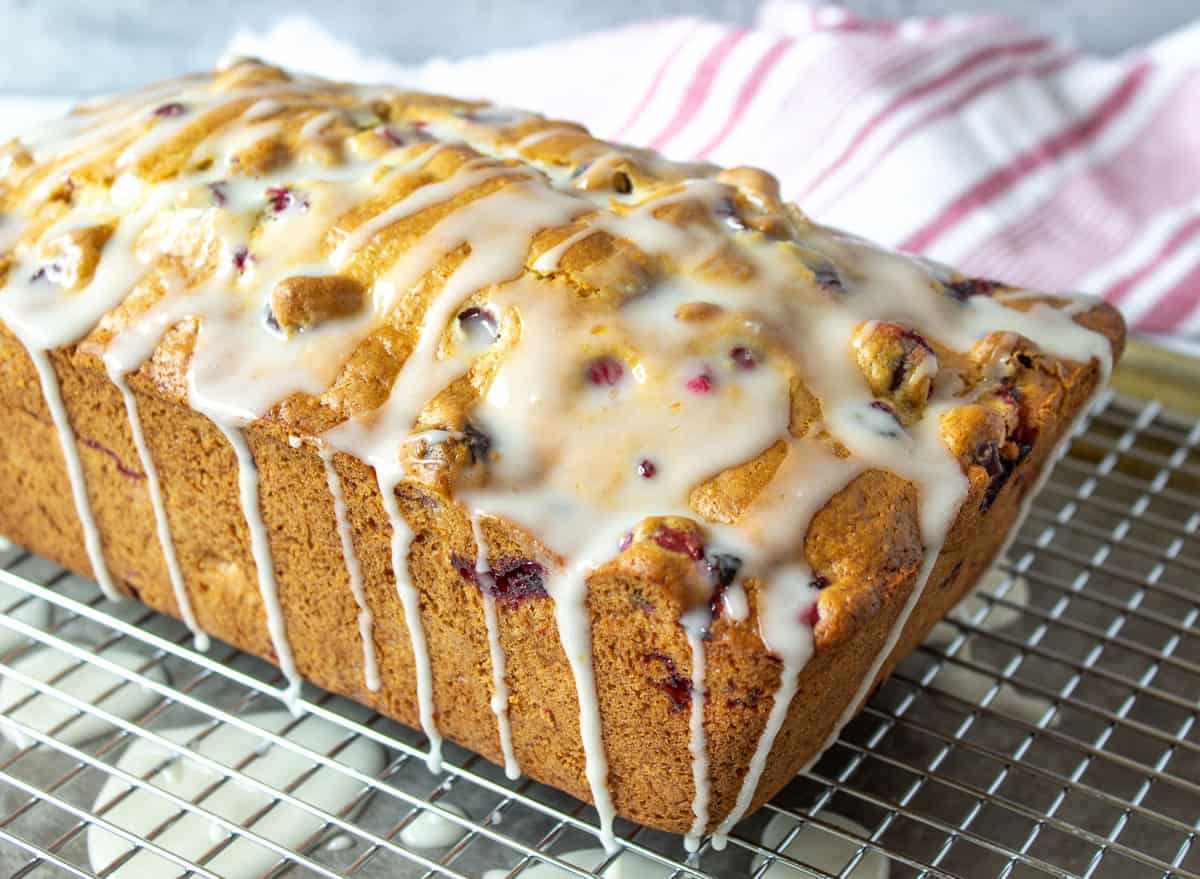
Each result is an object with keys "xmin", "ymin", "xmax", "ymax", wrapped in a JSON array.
[{"xmin": 0, "ymin": 61, "xmax": 1124, "ymax": 850}]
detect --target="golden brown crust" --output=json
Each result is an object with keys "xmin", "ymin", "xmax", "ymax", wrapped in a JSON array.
[
  {"xmin": 0, "ymin": 303, "xmax": 1122, "ymax": 832},
  {"xmin": 0, "ymin": 61, "xmax": 1127, "ymax": 836}
]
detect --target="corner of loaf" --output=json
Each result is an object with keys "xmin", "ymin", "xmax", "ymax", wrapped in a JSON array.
[{"xmin": 0, "ymin": 59, "xmax": 1124, "ymax": 849}]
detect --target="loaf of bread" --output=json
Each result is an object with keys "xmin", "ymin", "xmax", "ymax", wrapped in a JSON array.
[{"xmin": 0, "ymin": 61, "xmax": 1123, "ymax": 851}]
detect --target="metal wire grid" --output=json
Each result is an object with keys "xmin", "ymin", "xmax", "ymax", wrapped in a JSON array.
[{"xmin": 0, "ymin": 388, "xmax": 1194, "ymax": 879}]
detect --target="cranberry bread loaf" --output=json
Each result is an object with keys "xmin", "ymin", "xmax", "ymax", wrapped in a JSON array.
[{"xmin": 0, "ymin": 61, "xmax": 1123, "ymax": 850}]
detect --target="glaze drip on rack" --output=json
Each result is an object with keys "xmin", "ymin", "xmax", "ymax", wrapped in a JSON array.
[{"xmin": 0, "ymin": 61, "xmax": 1115, "ymax": 854}]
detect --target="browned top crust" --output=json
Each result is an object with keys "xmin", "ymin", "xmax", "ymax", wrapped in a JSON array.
[
  {"xmin": 0, "ymin": 59, "xmax": 1126, "ymax": 847},
  {"xmin": 0, "ymin": 60, "xmax": 1124, "ymax": 654}
]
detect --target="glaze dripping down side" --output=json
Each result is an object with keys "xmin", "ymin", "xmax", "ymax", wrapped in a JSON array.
[{"xmin": 0, "ymin": 61, "xmax": 1119, "ymax": 853}]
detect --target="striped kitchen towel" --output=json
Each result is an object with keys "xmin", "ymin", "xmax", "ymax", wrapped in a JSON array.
[{"xmin": 224, "ymin": 3, "xmax": 1196, "ymax": 345}]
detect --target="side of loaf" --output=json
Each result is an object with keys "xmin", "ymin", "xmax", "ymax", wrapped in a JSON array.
[{"xmin": 0, "ymin": 60, "xmax": 1124, "ymax": 850}]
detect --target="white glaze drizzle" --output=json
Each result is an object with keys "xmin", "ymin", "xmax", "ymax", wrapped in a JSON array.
[
  {"xmin": 319, "ymin": 446, "xmax": 380, "ymax": 692},
  {"xmin": 556, "ymin": 549, "xmax": 618, "ymax": 853},
  {"xmin": 299, "ymin": 109, "xmax": 339, "ymax": 140},
  {"xmin": 116, "ymin": 109, "xmax": 196, "ymax": 170},
  {"xmin": 399, "ymin": 802, "xmax": 469, "ymax": 850},
  {"xmin": 87, "ymin": 711, "xmax": 386, "ymax": 879},
  {"xmin": 17, "ymin": 79, "xmax": 186, "ymax": 162},
  {"xmin": 711, "ymin": 568, "xmax": 823, "ymax": 845},
  {"xmin": 470, "ymin": 512, "xmax": 520, "ymax": 779},
  {"xmin": 324, "ymin": 833, "xmax": 355, "ymax": 852},
  {"xmin": 515, "ymin": 126, "xmax": 583, "ymax": 151},
  {"xmin": 530, "ymin": 226, "xmax": 598, "ymax": 273},
  {"xmin": 713, "ymin": 373, "xmax": 1105, "ymax": 851},
  {"xmin": 329, "ymin": 159, "xmax": 522, "ymax": 266},
  {"xmin": 377, "ymin": 469, "xmax": 442, "ymax": 772},
  {"xmin": 681, "ymin": 609, "xmax": 710, "ymax": 853},
  {"xmin": 23, "ymin": 347, "xmax": 122, "ymax": 601},
  {"xmin": 108, "ymin": 370, "xmax": 209, "ymax": 651},
  {"xmin": 323, "ymin": 169, "xmax": 589, "ymax": 779},
  {"xmin": 816, "ymin": 367, "xmax": 1103, "ymax": 748},
  {"xmin": 0, "ymin": 68, "xmax": 1118, "ymax": 858},
  {"xmin": 0, "ymin": 644, "xmax": 169, "ymax": 748},
  {"xmin": 243, "ymin": 98, "xmax": 285, "ymax": 121},
  {"xmin": 214, "ymin": 421, "xmax": 302, "ymax": 712}
]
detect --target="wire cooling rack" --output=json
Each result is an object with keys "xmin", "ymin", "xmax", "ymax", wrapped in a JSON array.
[{"xmin": 0, "ymin": 388, "xmax": 1196, "ymax": 879}]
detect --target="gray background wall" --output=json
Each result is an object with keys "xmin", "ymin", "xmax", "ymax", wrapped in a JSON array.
[{"xmin": 1, "ymin": 0, "xmax": 1197, "ymax": 98}]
